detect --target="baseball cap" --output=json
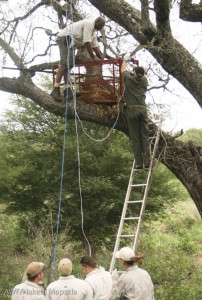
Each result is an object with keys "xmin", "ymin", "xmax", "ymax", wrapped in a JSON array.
[
  {"xmin": 58, "ymin": 258, "xmax": 72, "ymax": 276},
  {"xmin": 133, "ymin": 66, "xmax": 145, "ymax": 77},
  {"xmin": 26, "ymin": 262, "xmax": 46, "ymax": 277},
  {"xmin": 115, "ymin": 247, "xmax": 135, "ymax": 261}
]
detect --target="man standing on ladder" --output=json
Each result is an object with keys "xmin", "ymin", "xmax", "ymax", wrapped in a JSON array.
[
  {"xmin": 50, "ymin": 17, "xmax": 105, "ymax": 102},
  {"xmin": 121, "ymin": 59, "xmax": 150, "ymax": 169}
]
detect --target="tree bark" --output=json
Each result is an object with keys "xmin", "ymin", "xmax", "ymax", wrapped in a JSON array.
[{"xmin": 180, "ymin": 0, "xmax": 202, "ymax": 22}]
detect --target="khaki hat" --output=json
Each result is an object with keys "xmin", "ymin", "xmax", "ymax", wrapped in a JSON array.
[
  {"xmin": 58, "ymin": 258, "xmax": 72, "ymax": 276},
  {"xmin": 26, "ymin": 262, "xmax": 45, "ymax": 277}
]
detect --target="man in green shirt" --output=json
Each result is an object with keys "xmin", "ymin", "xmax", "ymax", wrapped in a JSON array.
[{"xmin": 121, "ymin": 59, "xmax": 150, "ymax": 169}]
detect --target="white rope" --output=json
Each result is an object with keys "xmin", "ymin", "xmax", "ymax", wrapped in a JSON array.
[{"xmin": 76, "ymin": 99, "xmax": 122, "ymax": 142}]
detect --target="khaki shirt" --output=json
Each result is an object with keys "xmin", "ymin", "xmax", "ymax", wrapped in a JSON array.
[
  {"xmin": 46, "ymin": 275, "xmax": 93, "ymax": 300},
  {"xmin": 12, "ymin": 281, "xmax": 46, "ymax": 300},
  {"xmin": 85, "ymin": 267, "xmax": 113, "ymax": 300},
  {"xmin": 110, "ymin": 265, "xmax": 154, "ymax": 300},
  {"xmin": 57, "ymin": 19, "xmax": 98, "ymax": 48}
]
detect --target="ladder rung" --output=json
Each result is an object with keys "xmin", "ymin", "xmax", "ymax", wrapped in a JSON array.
[
  {"xmin": 128, "ymin": 200, "xmax": 143, "ymax": 203},
  {"xmin": 120, "ymin": 234, "xmax": 136, "ymax": 237},
  {"xmin": 131, "ymin": 184, "xmax": 146, "ymax": 187},
  {"xmin": 124, "ymin": 217, "xmax": 139, "ymax": 220},
  {"xmin": 109, "ymin": 120, "xmax": 162, "ymax": 273}
]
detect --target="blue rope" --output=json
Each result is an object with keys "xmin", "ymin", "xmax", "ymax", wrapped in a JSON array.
[{"xmin": 51, "ymin": 5, "xmax": 73, "ymax": 282}]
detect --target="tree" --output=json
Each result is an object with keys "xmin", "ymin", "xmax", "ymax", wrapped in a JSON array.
[
  {"xmin": 0, "ymin": 0, "xmax": 201, "ymax": 215},
  {"xmin": 180, "ymin": 0, "xmax": 202, "ymax": 22},
  {"xmin": 0, "ymin": 98, "xmax": 131, "ymax": 249},
  {"xmin": 0, "ymin": 97, "xmax": 192, "ymax": 252}
]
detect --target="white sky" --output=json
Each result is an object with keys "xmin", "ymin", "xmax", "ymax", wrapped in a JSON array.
[{"xmin": 0, "ymin": 1, "xmax": 202, "ymax": 133}]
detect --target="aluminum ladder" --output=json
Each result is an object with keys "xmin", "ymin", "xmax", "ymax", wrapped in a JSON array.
[{"xmin": 109, "ymin": 121, "xmax": 162, "ymax": 273}]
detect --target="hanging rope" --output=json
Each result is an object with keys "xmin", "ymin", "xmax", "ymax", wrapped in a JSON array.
[
  {"xmin": 51, "ymin": 0, "xmax": 93, "ymax": 278},
  {"xmin": 74, "ymin": 99, "xmax": 92, "ymax": 256},
  {"xmin": 76, "ymin": 98, "xmax": 122, "ymax": 142},
  {"xmin": 69, "ymin": 25, "xmax": 92, "ymax": 257},
  {"xmin": 51, "ymin": 1, "xmax": 74, "ymax": 281}
]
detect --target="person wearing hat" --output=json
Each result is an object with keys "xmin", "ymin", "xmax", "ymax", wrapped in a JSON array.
[
  {"xmin": 110, "ymin": 247, "xmax": 154, "ymax": 300},
  {"xmin": 46, "ymin": 258, "xmax": 93, "ymax": 300},
  {"xmin": 121, "ymin": 59, "xmax": 150, "ymax": 169},
  {"xmin": 12, "ymin": 261, "xmax": 46, "ymax": 299},
  {"xmin": 21, "ymin": 262, "xmax": 48, "ymax": 294},
  {"xmin": 80, "ymin": 256, "xmax": 113, "ymax": 300},
  {"xmin": 50, "ymin": 17, "xmax": 105, "ymax": 102}
]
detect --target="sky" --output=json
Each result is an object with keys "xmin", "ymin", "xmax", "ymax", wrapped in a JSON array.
[{"xmin": 0, "ymin": 0, "xmax": 202, "ymax": 133}]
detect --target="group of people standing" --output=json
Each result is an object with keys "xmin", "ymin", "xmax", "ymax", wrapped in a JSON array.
[{"xmin": 12, "ymin": 246, "xmax": 154, "ymax": 300}]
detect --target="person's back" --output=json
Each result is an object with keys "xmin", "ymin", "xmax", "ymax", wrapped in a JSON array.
[
  {"xmin": 85, "ymin": 266, "xmax": 112, "ymax": 300},
  {"xmin": 118, "ymin": 265, "xmax": 154, "ymax": 300},
  {"xmin": 46, "ymin": 275, "xmax": 92, "ymax": 300},
  {"xmin": 46, "ymin": 258, "xmax": 93, "ymax": 300},
  {"xmin": 123, "ymin": 72, "xmax": 148, "ymax": 106},
  {"xmin": 12, "ymin": 281, "xmax": 45, "ymax": 300},
  {"xmin": 58, "ymin": 19, "xmax": 97, "ymax": 48}
]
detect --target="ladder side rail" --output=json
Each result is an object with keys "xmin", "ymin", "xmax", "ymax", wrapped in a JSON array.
[
  {"xmin": 110, "ymin": 118, "xmax": 162, "ymax": 271},
  {"xmin": 133, "ymin": 124, "xmax": 162, "ymax": 252},
  {"xmin": 109, "ymin": 159, "xmax": 136, "ymax": 273}
]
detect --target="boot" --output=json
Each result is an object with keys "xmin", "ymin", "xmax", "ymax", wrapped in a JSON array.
[
  {"xmin": 134, "ymin": 157, "xmax": 143, "ymax": 169},
  {"xmin": 143, "ymin": 153, "xmax": 150, "ymax": 169},
  {"xmin": 134, "ymin": 164, "xmax": 143, "ymax": 170},
  {"xmin": 50, "ymin": 87, "xmax": 63, "ymax": 102},
  {"xmin": 134, "ymin": 152, "xmax": 143, "ymax": 169},
  {"xmin": 144, "ymin": 160, "xmax": 150, "ymax": 169}
]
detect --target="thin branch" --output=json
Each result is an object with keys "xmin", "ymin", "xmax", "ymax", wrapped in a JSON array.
[{"xmin": 0, "ymin": 37, "xmax": 25, "ymax": 69}]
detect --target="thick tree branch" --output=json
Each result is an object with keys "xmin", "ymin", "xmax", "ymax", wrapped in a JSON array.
[
  {"xmin": 154, "ymin": 0, "xmax": 172, "ymax": 36},
  {"xmin": 180, "ymin": 0, "xmax": 202, "ymax": 22},
  {"xmin": 158, "ymin": 133, "xmax": 202, "ymax": 216}
]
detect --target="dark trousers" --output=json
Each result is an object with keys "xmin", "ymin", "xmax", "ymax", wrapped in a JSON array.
[{"xmin": 127, "ymin": 107, "xmax": 150, "ymax": 165}]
